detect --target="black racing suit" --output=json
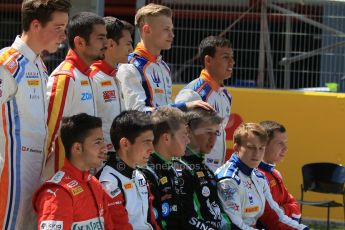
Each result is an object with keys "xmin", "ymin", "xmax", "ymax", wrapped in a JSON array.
[
  {"xmin": 141, "ymin": 152, "xmax": 221, "ymax": 230},
  {"xmin": 180, "ymin": 147, "xmax": 231, "ymax": 230}
]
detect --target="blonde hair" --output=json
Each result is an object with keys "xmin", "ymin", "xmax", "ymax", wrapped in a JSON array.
[
  {"xmin": 135, "ymin": 3, "xmax": 172, "ymax": 30},
  {"xmin": 233, "ymin": 123, "xmax": 268, "ymax": 146}
]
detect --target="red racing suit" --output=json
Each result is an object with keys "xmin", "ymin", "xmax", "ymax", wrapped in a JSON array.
[
  {"xmin": 258, "ymin": 161, "xmax": 301, "ymax": 227},
  {"xmin": 46, "ymin": 49, "xmax": 97, "ymax": 173},
  {"xmin": 33, "ymin": 159, "xmax": 112, "ymax": 229}
]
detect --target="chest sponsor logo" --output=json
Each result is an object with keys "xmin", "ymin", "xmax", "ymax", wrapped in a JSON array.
[
  {"xmin": 161, "ymin": 202, "xmax": 170, "ymax": 217},
  {"xmin": 202, "ymin": 186, "xmax": 210, "ymax": 197},
  {"xmin": 48, "ymin": 171, "xmax": 65, "ymax": 184},
  {"xmin": 71, "ymin": 217, "xmax": 104, "ymax": 230},
  {"xmin": 21, "ymin": 146, "xmax": 42, "ymax": 153},
  {"xmin": 248, "ymin": 193, "xmax": 254, "ymax": 205},
  {"xmin": 27, "ymin": 79, "xmax": 40, "ymax": 86},
  {"xmin": 40, "ymin": 220, "xmax": 63, "ymax": 230},
  {"xmin": 103, "ymin": 90, "xmax": 116, "ymax": 102},
  {"xmin": 206, "ymin": 199, "xmax": 222, "ymax": 220},
  {"xmin": 124, "ymin": 182, "xmax": 133, "ymax": 190},
  {"xmin": 80, "ymin": 80, "xmax": 89, "ymax": 86},
  {"xmin": 138, "ymin": 178, "xmax": 147, "ymax": 187},
  {"xmin": 71, "ymin": 186, "xmax": 83, "ymax": 196},
  {"xmin": 101, "ymin": 80, "xmax": 112, "ymax": 87},
  {"xmin": 244, "ymin": 206, "xmax": 259, "ymax": 213},
  {"xmin": 269, "ymin": 179, "xmax": 277, "ymax": 188},
  {"xmin": 67, "ymin": 180, "xmax": 78, "ymax": 188},
  {"xmin": 151, "ymin": 70, "xmax": 161, "ymax": 87},
  {"xmin": 154, "ymin": 88, "xmax": 164, "ymax": 94},
  {"xmin": 160, "ymin": 176, "xmax": 168, "ymax": 185},
  {"xmin": 81, "ymin": 92, "xmax": 92, "ymax": 101},
  {"xmin": 196, "ymin": 171, "xmax": 205, "ymax": 178}
]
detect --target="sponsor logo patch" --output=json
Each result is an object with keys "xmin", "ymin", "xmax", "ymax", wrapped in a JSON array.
[
  {"xmin": 196, "ymin": 171, "xmax": 205, "ymax": 178},
  {"xmin": 5, "ymin": 60, "xmax": 17, "ymax": 74},
  {"xmin": 27, "ymin": 79, "xmax": 40, "ymax": 86},
  {"xmin": 71, "ymin": 217, "xmax": 104, "ymax": 229},
  {"xmin": 81, "ymin": 92, "xmax": 92, "ymax": 101},
  {"xmin": 48, "ymin": 171, "xmax": 65, "ymax": 183},
  {"xmin": 67, "ymin": 180, "xmax": 78, "ymax": 188},
  {"xmin": 101, "ymin": 80, "xmax": 112, "ymax": 87},
  {"xmin": 154, "ymin": 88, "xmax": 164, "ymax": 94},
  {"xmin": 160, "ymin": 176, "xmax": 168, "ymax": 185},
  {"xmin": 161, "ymin": 202, "xmax": 170, "ymax": 217},
  {"xmin": 80, "ymin": 80, "xmax": 89, "ymax": 86},
  {"xmin": 202, "ymin": 186, "xmax": 210, "ymax": 197},
  {"xmin": 124, "ymin": 182, "xmax": 133, "ymax": 190},
  {"xmin": 103, "ymin": 90, "xmax": 116, "ymax": 102},
  {"xmin": 71, "ymin": 186, "xmax": 83, "ymax": 196},
  {"xmin": 244, "ymin": 206, "xmax": 259, "ymax": 213},
  {"xmin": 269, "ymin": 179, "xmax": 276, "ymax": 188},
  {"xmin": 40, "ymin": 220, "xmax": 63, "ymax": 230}
]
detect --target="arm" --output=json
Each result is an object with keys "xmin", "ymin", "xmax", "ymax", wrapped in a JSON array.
[
  {"xmin": 117, "ymin": 64, "xmax": 155, "ymax": 113},
  {"xmin": 46, "ymin": 74, "xmax": 74, "ymax": 154},
  {"xmin": 175, "ymin": 88, "xmax": 214, "ymax": 111},
  {"xmin": 102, "ymin": 181, "xmax": 133, "ymax": 230},
  {"xmin": 217, "ymin": 178, "xmax": 256, "ymax": 230},
  {"xmin": 0, "ymin": 65, "xmax": 17, "ymax": 105},
  {"xmin": 34, "ymin": 185, "xmax": 73, "ymax": 229},
  {"xmin": 260, "ymin": 178, "xmax": 308, "ymax": 230}
]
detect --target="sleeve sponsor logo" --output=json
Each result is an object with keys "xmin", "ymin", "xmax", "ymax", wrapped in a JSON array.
[
  {"xmin": 123, "ymin": 182, "xmax": 133, "ymax": 190},
  {"xmin": 101, "ymin": 80, "xmax": 112, "ymax": 87},
  {"xmin": 244, "ymin": 206, "xmax": 259, "ymax": 213},
  {"xmin": 80, "ymin": 80, "xmax": 89, "ymax": 86},
  {"xmin": 269, "ymin": 179, "xmax": 276, "ymax": 188},
  {"xmin": 71, "ymin": 186, "xmax": 84, "ymax": 196},
  {"xmin": 5, "ymin": 59, "xmax": 17, "ymax": 74},
  {"xmin": 48, "ymin": 171, "xmax": 65, "ymax": 183},
  {"xmin": 40, "ymin": 220, "xmax": 63, "ymax": 230},
  {"xmin": 102, "ymin": 90, "xmax": 116, "ymax": 102}
]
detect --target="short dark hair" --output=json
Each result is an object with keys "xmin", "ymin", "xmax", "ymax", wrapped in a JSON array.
[
  {"xmin": 186, "ymin": 108, "xmax": 222, "ymax": 131},
  {"xmin": 110, "ymin": 110, "xmax": 153, "ymax": 151},
  {"xmin": 103, "ymin": 17, "xmax": 134, "ymax": 44},
  {"xmin": 60, "ymin": 113, "xmax": 102, "ymax": 159},
  {"xmin": 21, "ymin": 0, "xmax": 71, "ymax": 32},
  {"xmin": 151, "ymin": 106, "xmax": 187, "ymax": 145},
  {"xmin": 259, "ymin": 120, "xmax": 286, "ymax": 142},
  {"xmin": 199, "ymin": 36, "xmax": 232, "ymax": 66},
  {"xmin": 67, "ymin": 12, "xmax": 105, "ymax": 49}
]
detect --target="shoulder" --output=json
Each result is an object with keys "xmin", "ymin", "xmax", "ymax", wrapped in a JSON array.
[
  {"xmin": 99, "ymin": 165, "xmax": 121, "ymax": 185},
  {"xmin": 0, "ymin": 47, "xmax": 22, "ymax": 76},
  {"xmin": 253, "ymin": 168, "xmax": 266, "ymax": 180},
  {"xmin": 215, "ymin": 161, "xmax": 241, "ymax": 185},
  {"xmin": 50, "ymin": 61, "xmax": 76, "ymax": 79}
]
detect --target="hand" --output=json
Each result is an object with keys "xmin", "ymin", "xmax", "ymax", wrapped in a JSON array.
[{"xmin": 186, "ymin": 100, "xmax": 214, "ymax": 111}]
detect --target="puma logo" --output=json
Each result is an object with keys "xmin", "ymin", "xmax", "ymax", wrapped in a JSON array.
[{"xmin": 47, "ymin": 188, "xmax": 59, "ymax": 197}]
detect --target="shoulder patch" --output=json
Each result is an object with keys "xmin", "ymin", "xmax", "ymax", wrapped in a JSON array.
[
  {"xmin": 48, "ymin": 171, "xmax": 65, "ymax": 184},
  {"xmin": 253, "ymin": 169, "xmax": 265, "ymax": 179}
]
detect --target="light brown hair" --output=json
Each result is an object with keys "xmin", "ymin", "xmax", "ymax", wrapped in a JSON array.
[
  {"xmin": 234, "ymin": 123, "xmax": 268, "ymax": 146},
  {"xmin": 135, "ymin": 3, "xmax": 172, "ymax": 30}
]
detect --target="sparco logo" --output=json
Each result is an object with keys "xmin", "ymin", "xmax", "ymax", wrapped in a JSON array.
[{"xmin": 40, "ymin": 220, "xmax": 63, "ymax": 230}]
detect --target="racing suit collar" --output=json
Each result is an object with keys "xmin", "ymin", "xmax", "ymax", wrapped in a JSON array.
[
  {"xmin": 230, "ymin": 153, "xmax": 253, "ymax": 176},
  {"xmin": 185, "ymin": 146, "xmax": 204, "ymax": 160},
  {"xmin": 200, "ymin": 69, "xmax": 222, "ymax": 91},
  {"xmin": 63, "ymin": 158, "xmax": 92, "ymax": 182},
  {"xmin": 153, "ymin": 152, "xmax": 172, "ymax": 165},
  {"xmin": 258, "ymin": 161, "xmax": 275, "ymax": 173},
  {"xmin": 91, "ymin": 60, "xmax": 117, "ymax": 77},
  {"xmin": 12, "ymin": 35, "xmax": 40, "ymax": 63},
  {"xmin": 134, "ymin": 42, "xmax": 162, "ymax": 63},
  {"xmin": 107, "ymin": 154, "xmax": 134, "ymax": 179},
  {"xmin": 65, "ymin": 49, "xmax": 91, "ymax": 76}
]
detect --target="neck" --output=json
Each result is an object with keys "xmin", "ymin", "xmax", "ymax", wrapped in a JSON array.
[
  {"xmin": 117, "ymin": 150, "xmax": 136, "ymax": 168},
  {"xmin": 20, "ymin": 32, "xmax": 41, "ymax": 55},
  {"xmin": 69, "ymin": 157, "xmax": 90, "ymax": 172},
  {"xmin": 104, "ymin": 55, "xmax": 117, "ymax": 68},
  {"xmin": 204, "ymin": 68, "xmax": 223, "ymax": 85},
  {"xmin": 140, "ymin": 39, "xmax": 161, "ymax": 57},
  {"xmin": 263, "ymin": 158, "xmax": 275, "ymax": 165},
  {"xmin": 154, "ymin": 143, "xmax": 173, "ymax": 161},
  {"xmin": 74, "ymin": 49, "xmax": 93, "ymax": 66}
]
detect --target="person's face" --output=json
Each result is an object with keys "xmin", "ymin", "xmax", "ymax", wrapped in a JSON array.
[
  {"xmin": 146, "ymin": 15, "xmax": 174, "ymax": 51},
  {"xmin": 167, "ymin": 124, "xmax": 190, "ymax": 158},
  {"xmin": 208, "ymin": 46, "xmax": 235, "ymax": 82},
  {"xmin": 114, "ymin": 30, "xmax": 133, "ymax": 64},
  {"xmin": 84, "ymin": 24, "xmax": 107, "ymax": 61},
  {"xmin": 235, "ymin": 133, "xmax": 266, "ymax": 168},
  {"xmin": 126, "ymin": 130, "xmax": 154, "ymax": 167},
  {"xmin": 264, "ymin": 131, "xmax": 288, "ymax": 164},
  {"xmin": 38, "ymin": 11, "xmax": 69, "ymax": 53},
  {"xmin": 189, "ymin": 122, "xmax": 220, "ymax": 154},
  {"xmin": 80, "ymin": 128, "xmax": 107, "ymax": 169}
]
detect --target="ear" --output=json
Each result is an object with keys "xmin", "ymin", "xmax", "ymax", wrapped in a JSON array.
[
  {"xmin": 119, "ymin": 137, "xmax": 129, "ymax": 150},
  {"xmin": 74, "ymin": 36, "xmax": 85, "ymax": 49},
  {"xmin": 30, "ymin": 19, "xmax": 41, "ymax": 31},
  {"xmin": 142, "ymin": 24, "xmax": 150, "ymax": 34},
  {"xmin": 71, "ymin": 142, "xmax": 82, "ymax": 156},
  {"xmin": 107, "ymin": 38, "xmax": 115, "ymax": 49},
  {"xmin": 204, "ymin": 55, "xmax": 212, "ymax": 67},
  {"xmin": 233, "ymin": 143, "xmax": 239, "ymax": 152}
]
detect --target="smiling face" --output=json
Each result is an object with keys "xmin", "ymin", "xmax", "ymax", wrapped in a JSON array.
[
  {"xmin": 79, "ymin": 127, "xmax": 107, "ymax": 169},
  {"xmin": 125, "ymin": 130, "xmax": 154, "ymax": 167},
  {"xmin": 235, "ymin": 132, "xmax": 266, "ymax": 169},
  {"xmin": 38, "ymin": 11, "xmax": 69, "ymax": 53},
  {"xmin": 207, "ymin": 46, "xmax": 235, "ymax": 83},
  {"xmin": 264, "ymin": 131, "xmax": 288, "ymax": 164}
]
